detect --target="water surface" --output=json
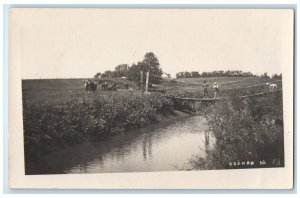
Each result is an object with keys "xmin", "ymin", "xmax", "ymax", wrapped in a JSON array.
[{"xmin": 32, "ymin": 115, "xmax": 214, "ymax": 174}]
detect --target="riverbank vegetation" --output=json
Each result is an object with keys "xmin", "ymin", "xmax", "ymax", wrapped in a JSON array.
[
  {"xmin": 22, "ymin": 75, "xmax": 284, "ymax": 173},
  {"xmin": 189, "ymin": 90, "xmax": 284, "ymax": 169},
  {"xmin": 23, "ymin": 90, "xmax": 174, "ymax": 167}
]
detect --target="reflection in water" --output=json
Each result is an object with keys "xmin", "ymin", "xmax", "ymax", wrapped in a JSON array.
[
  {"xmin": 31, "ymin": 115, "xmax": 214, "ymax": 174},
  {"xmin": 142, "ymin": 134, "xmax": 153, "ymax": 160}
]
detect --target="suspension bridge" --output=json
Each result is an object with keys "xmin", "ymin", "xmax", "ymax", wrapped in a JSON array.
[{"xmin": 168, "ymin": 89, "xmax": 282, "ymax": 103}]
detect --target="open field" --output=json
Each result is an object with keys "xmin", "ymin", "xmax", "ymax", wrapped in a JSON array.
[
  {"xmin": 174, "ymin": 77, "xmax": 280, "ymax": 89},
  {"xmin": 23, "ymin": 76, "xmax": 282, "ymax": 101},
  {"xmin": 22, "ymin": 78, "xmax": 138, "ymax": 103},
  {"xmin": 163, "ymin": 77, "xmax": 282, "ymax": 99},
  {"xmin": 22, "ymin": 77, "xmax": 284, "ymax": 172}
]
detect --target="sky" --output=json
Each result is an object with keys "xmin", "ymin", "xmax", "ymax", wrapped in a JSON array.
[{"xmin": 11, "ymin": 9, "xmax": 293, "ymax": 79}]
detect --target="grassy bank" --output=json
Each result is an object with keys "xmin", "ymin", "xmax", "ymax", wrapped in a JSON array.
[
  {"xmin": 189, "ymin": 90, "xmax": 284, "ymax": 169},
  {"xmin": 23, "ymin": 90, "xmax": 174, "ymax": 167}
]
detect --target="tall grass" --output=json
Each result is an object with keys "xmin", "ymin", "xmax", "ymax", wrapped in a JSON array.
[
  {"xmin": 23, "ymin": 92, "xmax": 174, "ymax": 165},
  {"xmin": 189, "ymin": 91, "xmax": 284, "ymax": 169}
]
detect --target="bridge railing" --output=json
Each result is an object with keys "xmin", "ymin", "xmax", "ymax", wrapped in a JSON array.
[{"xmin": 166, "ymin": 81, "xmax": 283, "ymax": 100}]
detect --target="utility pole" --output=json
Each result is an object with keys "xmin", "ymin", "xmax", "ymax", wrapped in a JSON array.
[
  {"xmin": 145, "ymin": 71, "xmax": 149, "ymax": 93},
  {"xmin": 140, "ymin": 70, "xmax": 144, "ymax": 95}
]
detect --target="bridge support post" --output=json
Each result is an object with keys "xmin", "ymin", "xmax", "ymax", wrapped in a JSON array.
[
  {"xmin": 141, "ymin": 70, "xmax": 144, "ymax": 96},
  {"xmin": 145, "ymin": 71, "xmax": 149, "ymax": 93}
]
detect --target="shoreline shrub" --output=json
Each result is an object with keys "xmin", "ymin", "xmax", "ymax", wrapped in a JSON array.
[
  {"xmin": 190, "ymin": 91, "xmax": 284, "ymax": 169},
  {"xmin": 23, "ymin": 92, "xmax": 174, "ymax": 166}
]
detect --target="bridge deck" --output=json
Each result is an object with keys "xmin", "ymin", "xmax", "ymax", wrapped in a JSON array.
[
  {"xmin": 171, "ymin": 89, "xmax": 282, "ymax": 101},
  {"xmin": 172, "ymin": 97, "xmax": 226, "ymax": 101},
  {"xmin": 240, "ymin": 89, "xmax": 282, "ymax": 98}
]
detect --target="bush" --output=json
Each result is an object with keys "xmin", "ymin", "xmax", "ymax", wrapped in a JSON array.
[
  {"xmin": 190, "ymin": 91, "xmax": 284, "ymax": 169},
  {"xmin": 23, "ymin": 92, "xmax": 174, "ymax": 164}
]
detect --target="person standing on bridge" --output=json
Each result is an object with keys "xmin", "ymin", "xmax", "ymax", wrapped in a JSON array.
[
  {"xmin": 213, "ymin": 82, "xmax": 219, "ymax": 99},
  {"xmin": 203, "ymin": 80, "xmax": 209, "ymax": 98}
]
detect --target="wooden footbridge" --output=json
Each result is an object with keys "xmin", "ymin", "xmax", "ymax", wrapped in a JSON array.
[{"xmin": 169, "ymin": 89, "xmax": 282, "ymax": 103}]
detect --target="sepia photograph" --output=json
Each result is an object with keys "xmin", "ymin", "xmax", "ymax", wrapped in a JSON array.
[{"xmin": 8, "ymin": 8, "xmax": 294, "ymax": 189}]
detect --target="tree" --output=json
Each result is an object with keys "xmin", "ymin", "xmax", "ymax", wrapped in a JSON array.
[
  {"xmin": 94, "ymin": 72, "xmax": 102, "ymax": 79},
  {"xmin": 176, "ymin": 72, "xmax": 185, "ymax": 78},
  {"xmin": 218, "ymin": 70, "xmax": 224, "ymax": 77},
  {"xmin": 202, "ymin": 72, "xmax": 208, "ymax": 77},
  {"xmin": 115, "ymin": 64, "xmax": 129, "ymax": 78},
  {"xmin": 175, "ymin": 70, "xmax": 257, "ymax": 78},
  {"xmin": 127, "ymin": 52, "xmax": 163, "ymax": 85},
  {"xmin": 175, "ymin": 70, "xmax": 255, "ymax": 78},
  {"xmin": 127, "ymin": 62, "xmax": 143, "ymax": 82},
  {"xmin": 272, "ymin": 73, "xmax": 282, "ymax": 79},
  {"xmin": 142, "ymin": 52, "xmax": 163, "ymax": 84},
  {"xmin": 184, "ymin": 71, "xmax": 191, "ymax": 78},
  {"xmin": 101, "ymin": 70, "xmax": 116, "ymax": 78},
  {"xmin": 191, "ymin": 71, "xmax": 200, "ymax": 78},
  {"xmin": 263, "ymin": 72, "xmax": 270, "ymax": 78}
]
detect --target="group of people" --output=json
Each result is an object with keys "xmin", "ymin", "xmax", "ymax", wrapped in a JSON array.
[
  {"xmin": 201, "ymin": 81, "xmax": 278, "ymax": 99},
  {"xmin": 203, "ymin": 81, "xmax": 219, "ymax": 99},
  {"xmin": 101, "ymin": 82, "xmax": 108, "ymax": 90},
  {"xmin": 85, "ymin": 80, "xmax": 133, "ymax": 92},
  {"xmin": 84, "ymin": 80, "xmax": 97, "ymax": 93}
]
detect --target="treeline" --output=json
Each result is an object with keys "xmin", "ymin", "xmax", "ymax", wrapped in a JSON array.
[
  {"xmin": 94, "ymin": 52, "xmax": 164, "ymax": 84},
  {"xmin": 94, "ymin": 64, "xmax": 129, "ymax": 79},
  {"xmin": 176, "ymin": 70, "xmax": 282, "ymax": 79}
]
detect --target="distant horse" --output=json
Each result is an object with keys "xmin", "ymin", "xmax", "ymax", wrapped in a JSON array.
[
  {"xmin": 101, "ymin": 82, "xmax": 108, "ymax": 90},
  {"xmin": 90, "ymin": 82, "xmax": 97, "ymax": 92},
  {"xmin": 84, "ymin": 81, "xmax": 97, "ymax": 93},
  {"xmin": 265, "ymin": 83, "xmax": 278, "ymax": 92}
]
